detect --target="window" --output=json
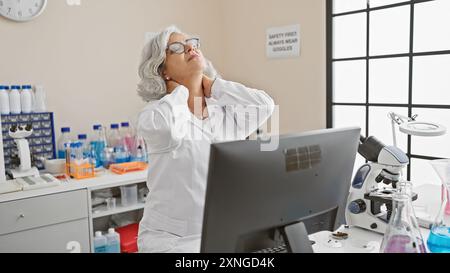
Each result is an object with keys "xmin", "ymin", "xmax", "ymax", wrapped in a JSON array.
[{"xmin": 327, "ymin": 0, "xmax": 450, "ymax": 186}]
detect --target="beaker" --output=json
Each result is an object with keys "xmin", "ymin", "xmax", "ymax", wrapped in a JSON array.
[
  {"xmin": 397, "ymin": 181, "xmax": 427, "ymax": 253},
  {"xmin": 427, "ymin": 159, "xmax": 450, "ymax": 253},
  {"xmin": 380, "ymin": 191, "xmax": 424, "ymax": 253}
]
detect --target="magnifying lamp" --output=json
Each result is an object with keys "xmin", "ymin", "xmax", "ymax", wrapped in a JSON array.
[{"xmin": 388, "ymin": 112, "xmax": 447, "ymax": 147}]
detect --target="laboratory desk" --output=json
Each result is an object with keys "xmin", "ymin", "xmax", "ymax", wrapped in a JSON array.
[
  {"xmin": 0, "ymin": 173, "xmax": 442, "ymax": 253},
  {"xmin": 0, "ymin": 170, "xmax": 148, "ymax": 253}
]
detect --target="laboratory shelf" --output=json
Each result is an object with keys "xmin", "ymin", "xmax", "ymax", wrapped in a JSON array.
[{"xmin": 92, "ymin": 201, "xmax": 146, "ymax": 219}]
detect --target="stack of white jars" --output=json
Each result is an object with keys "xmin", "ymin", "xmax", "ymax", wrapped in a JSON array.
[{"xmin": 0, "ymin": 85, "xmax": 44, "ymax": 115}]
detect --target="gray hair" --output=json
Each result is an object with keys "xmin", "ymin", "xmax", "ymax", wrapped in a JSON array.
[{"xmin": 137, "ymin": 25, "xmax": 219, "ymax": 102}]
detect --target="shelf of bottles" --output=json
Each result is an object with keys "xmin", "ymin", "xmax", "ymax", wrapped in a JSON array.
[{"xmin": 1, "ymin": 112, "xmax": 56, "ymax": 170}]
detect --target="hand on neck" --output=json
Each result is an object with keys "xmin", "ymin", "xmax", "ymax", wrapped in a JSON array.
[{"xmin": 179, "ymin": 72, "xmax": 204, "ymax": 99}]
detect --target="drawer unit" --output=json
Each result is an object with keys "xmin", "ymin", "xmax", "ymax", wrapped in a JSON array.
[
  {"xmin": 0, "ymin": 189, "xmax": 88, "ymax": 236},
  {"xmin": 0, "ymin": 218, "xmax": 90, "ymax": 253}
]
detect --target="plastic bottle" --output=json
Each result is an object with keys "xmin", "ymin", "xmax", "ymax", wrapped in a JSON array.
[
  {"xmin": 33, "ymin": 85, "xmax": 47, "ymax": 113},
  {"xmin": 91, "ymin": 125, "xmax": 107, "ymax": 168},
  {"xmin": 9, "ymin": 85, "xmax": 21, "ymax": 114},
  {"xmin": 94, "ymin": 231, "xmax": 107, "ymax": 253},
  {"xmin": 134, "ymin": 135, "xmax": 148, "ymax": 163},
  {"xmin": 0, "ymin": 86, "xmax": 10, "ymax": 115},
  {"xmin": 108, "ymin": 124, "xmax": 121, "ymax": 148},
  {"xmin": 57, "ymin": 127, "xmax": 72, "ymax": 159},
  {"xmin": 109, "ymin": 124, "xmax": 129, "ymax": 164},
  {"xmin": 20, "ymin": 85, "xmax": 33, "ymax": 114},
  {"xmin": 105, "ymin": 228, "xmax": 121, "ymax": 253},
  {"xmin": 78, "ymin": 134, "xmax": 89, "ymax": 159},
  {"xmin": 121, "ymin": 122, "xmax": 136, "ymax": 156}
]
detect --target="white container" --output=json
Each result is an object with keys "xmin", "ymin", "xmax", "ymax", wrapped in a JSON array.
[
  {"xmin": 44, "ymin": 159, "xmax": 66, "ymax": 175},
  {"xmin": 105, "ymin": 228, "xmax": 121, "ymax": 253},
  {"xmin": 0, "ymin": 86, "xmax": 10, "ymax": 115},
  {"xmin": 20, "ymin": 85, "xmax": 33, "ymax": 114},
  {"xmin": 9, "ymin": 86, "xmax": 21, "ymax": 114},
  {"xmin": 33, "ymin": 85, "xmax": 47, "ymax": 112},
  {"xmin": 120, "ymin": 184, "xmax": 138, "ymax": 207},
  {"xmin": 93, "ymin": 231, "xmax": 107, "ymax": 253}
]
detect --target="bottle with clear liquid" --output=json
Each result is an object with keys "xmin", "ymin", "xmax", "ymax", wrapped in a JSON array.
[
  {"xmin": 380, "ymin": 191, "xmax": 423, "ymax": 253},
  {"xmin": 58, "ymin": 127, "xmax": 72, "ymax": 159},
  {"xmin": 427, "ymin": 159, "xmax": 450, "ymax": 253},
  {"xmin": 78, "ymin": 134, "xmax": 89, "ymax": 159},
  {"xmin": 109, "ymin": 124, "xmax": 129, "ymax": 164},
  {"xmin": 133, "ymin": 135, "xmax": 148, "ymax": 163}
]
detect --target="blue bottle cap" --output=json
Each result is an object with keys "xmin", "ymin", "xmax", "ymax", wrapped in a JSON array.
[
  {"xmin": 78, "ymin": 134, "xmax": 87, "ymax": 140},
  {"xmin": 5, "ymin": 86, "xmax": 10, "ymax": 90},
  {"xmin": 121, "ymin": 122, "xmax": 130, "ymax": 127},
  {"xmin": 111, "ymin": 124, "xmax": 119, "ymax": 129},
  {"xmin": 93, "ymin": 125, "xmax": 102, "ymax": 130},
  {"xmin": 11, "ymin": 86, "xmax": 21, "ymax": 90},
  {"xmin": 61, "ymin": 127, "xmax": 71, "ymax": 133},
  {"xmin": 21, "ymin": 85, "xmax": 28, "ymax": 89},
  {"xmin": 0, "ymin": 86, "xmax": 4, "ymax": 90}
]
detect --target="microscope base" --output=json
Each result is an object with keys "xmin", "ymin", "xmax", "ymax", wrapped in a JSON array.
[{"xmin": 8, "ymin": 167, "xmax": 40, "ymax": 179}]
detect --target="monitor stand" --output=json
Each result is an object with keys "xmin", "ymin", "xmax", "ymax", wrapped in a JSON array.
[{"xmin": 282, "ymin": 222, "xmax": 314, "ymax": 253}]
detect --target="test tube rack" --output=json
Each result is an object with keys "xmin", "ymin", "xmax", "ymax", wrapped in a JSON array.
[{"xmin": 1, "ymin": 112, "xmax": 56, "ymax": 171}]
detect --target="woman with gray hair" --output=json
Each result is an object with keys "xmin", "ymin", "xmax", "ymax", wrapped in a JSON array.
[{"xmin": 136, "ymin": 25, "xmax": 275, "ymax": 253}]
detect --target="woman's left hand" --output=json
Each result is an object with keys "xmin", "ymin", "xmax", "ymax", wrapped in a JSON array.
[{"xmin": 202, "ymin": 75, "xmax": 214, "ymax": 98}]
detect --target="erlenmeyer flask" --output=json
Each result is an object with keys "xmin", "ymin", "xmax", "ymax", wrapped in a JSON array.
[
  {"xmin": 397, "ymin": 181, "xmax": 427, "ymax": 253},
  {"xmin": 380, "ymin": 191, "xmax": 422, "ymax": 253},
  {"xmin": 427, "ymin": 159, "xmax": 450, "ymax": 253}
]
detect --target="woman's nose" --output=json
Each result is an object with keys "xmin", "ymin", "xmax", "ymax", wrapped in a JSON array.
[{"xmin": 185, "ymin": 44, "xmax": 195, "ymax": 53}]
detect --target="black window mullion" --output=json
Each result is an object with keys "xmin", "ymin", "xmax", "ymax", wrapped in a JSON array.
[
  {"xmin": 407, "ymin": 2, "xmax": 415, "ymax": 180},
  {"xmin": 366, "ymin": 2, "xmax": 370, "ymax": 141}
]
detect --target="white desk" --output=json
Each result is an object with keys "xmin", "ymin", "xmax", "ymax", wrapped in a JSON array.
[{"xmin": 0, "ymin": 170, "xmax": 148, "ymax": 253}]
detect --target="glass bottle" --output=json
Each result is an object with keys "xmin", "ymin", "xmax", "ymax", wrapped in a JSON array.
[
  {"xmin": 380, "ymin": 191, "xmax": 423, "ymax": 253},
  {"xmin": 427, "ymin": 159, "xmax": 450, "ymax": 253}
]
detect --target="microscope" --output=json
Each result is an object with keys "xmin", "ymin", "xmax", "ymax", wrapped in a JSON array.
[
  {"xmin": 345, "ymin": 135, "xmax": 418, "ymax": 234},
  {"xmin": 0, "ymin": 124, "xmax": 61, "ymax": 194},
  {"xmin": 7, "ymin": 124, "xmax": 40, "ymax": 179}
]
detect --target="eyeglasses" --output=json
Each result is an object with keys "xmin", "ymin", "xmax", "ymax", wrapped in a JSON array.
[{"xmin": 166, "ymin": 38, "xmax": 201, "ymax": 54}]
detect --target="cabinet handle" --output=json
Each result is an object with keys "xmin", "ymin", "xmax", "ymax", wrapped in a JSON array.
[{"xmin": 19, "ymin": 214, "xmax": 25, "ymax": 219}]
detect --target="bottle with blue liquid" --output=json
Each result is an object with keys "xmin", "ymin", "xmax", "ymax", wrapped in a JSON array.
[
  {"xmin": 94, "ymin": 231, "xmax": 107, "ymax": 253},
  {"xmin": 57, "ymin": 127, "xmax": 72, "ymax": 159},
  {"xmin": 90, "ymin": 125, "xmax": 107, "ymax": 168},
  {"xmin": 427, "ymin": 159, "xmax": 450, "ymax": 253},
  {"xmin": 105, "ymin": 228, "xmax": 121, "ymax": 253}
]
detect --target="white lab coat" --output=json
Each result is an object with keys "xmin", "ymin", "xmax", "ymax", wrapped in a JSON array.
[{"xmin": 137, "ymin": 78, "xmax": 275, "ymax": 253}]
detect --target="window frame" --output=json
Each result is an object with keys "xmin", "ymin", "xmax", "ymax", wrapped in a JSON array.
[{"xmin": 326, "ymin": 0, "xmax": 450, "ymax": 180}]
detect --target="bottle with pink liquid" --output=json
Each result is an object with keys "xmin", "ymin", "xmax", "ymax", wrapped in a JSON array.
[{"xmin": 120, "ymin": 122, "xmax": 136, "ymax": 159}]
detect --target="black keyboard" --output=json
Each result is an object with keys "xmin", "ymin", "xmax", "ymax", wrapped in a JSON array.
[{"xmin": 254, "ymin": 244, "xmax": 288, "ymax": 253}]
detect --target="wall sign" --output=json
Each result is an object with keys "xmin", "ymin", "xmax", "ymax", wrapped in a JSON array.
[{"xmin": 266, "ymin": 24, "xmax": 301, "ymax": 59}]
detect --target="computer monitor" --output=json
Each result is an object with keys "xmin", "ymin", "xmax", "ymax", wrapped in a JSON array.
[{"xmin": 200, "ymin": 127, "xmax": 361, "ymax": 253}]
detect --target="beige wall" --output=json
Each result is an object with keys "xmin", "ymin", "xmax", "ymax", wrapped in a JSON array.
[
  {"xmin": 0, "ymin": 0, "xmax": 224, "ymax": 138},
  {"xmin": 0, "ymin": 0, "xmax": 325, "ymax": 139},
  {"xmin": 219, "ymin": 0, "xmax": 327, "ymax": 134}
]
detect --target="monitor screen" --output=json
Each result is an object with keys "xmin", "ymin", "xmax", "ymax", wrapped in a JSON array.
[{"xmin": 201, "ymin": 127, "xmax": 360, "ymax": 253}]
